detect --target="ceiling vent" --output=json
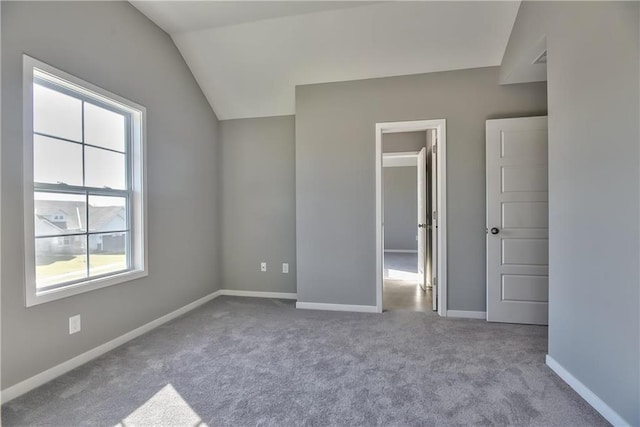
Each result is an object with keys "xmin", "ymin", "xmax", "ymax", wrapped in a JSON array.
[{"xmin": 533, "ymin": 50, "xmax": 547, "ymax": 65}]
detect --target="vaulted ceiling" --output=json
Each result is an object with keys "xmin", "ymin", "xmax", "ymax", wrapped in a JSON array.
[{"xmin": 131, "ymin": 1, "xmax": 522, "ymax": 120}]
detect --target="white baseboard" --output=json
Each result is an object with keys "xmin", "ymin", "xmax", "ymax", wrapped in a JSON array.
[
  {"xmin": 545, "ymin": 355, "xmax": 630, "ymax": 426},
  {"xmin": 446, "ymin": 310, "xmax": 486, "ymax": 319},
  {"xmin": 384, "ymin": 249, "xmax": 418, "ymax": 253},
  {"xmin": 296, "ymin": 301, "xmax": 378, "ymax": 313},
  {"xmin": 219, "ymin": 289, "xmax": 297, "ymax": 300},
  {"xmin": 0, "ymin": 289, "xmax": 223, "ymax": 405}
]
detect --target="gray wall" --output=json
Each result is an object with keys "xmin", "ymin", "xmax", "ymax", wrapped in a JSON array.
[
  {"xmin": 503, "ymin": 2, "xmax": 639, "ymax": 424},
  {"xmin": 296, "ymin": 67, "xmax": 547, "ymax": 308},
  {"xmin": 383, "ymin": 167, "xmax": 418, "ymax": 251},
  {"xmin": 382, "ymin": 131, "xmax": 426, "ymax": 153},
  {"xmin": 1, "ymin": 1, "xmax": 220, "ymax": 389},
  {"xmin": 220, "ymin": 116, "xmax": 296, "ymax": 294}
]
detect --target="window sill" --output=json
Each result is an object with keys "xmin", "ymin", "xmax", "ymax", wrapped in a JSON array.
[{"xmin": 26, "ymin": 269, "xmax": 148, "ymax": 307}]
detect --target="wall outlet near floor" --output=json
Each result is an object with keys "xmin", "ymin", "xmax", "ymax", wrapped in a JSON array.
[
  {"xmin": 260, "ymin": 262, "xmax": 267, "ymax": 272},
  {"xmin": 282, "ymin": 263, "xmax": 289, "ymax": 273},
  {"xmin": 69, "ymin": 315, "xmax": 81, "ymax": 335}
]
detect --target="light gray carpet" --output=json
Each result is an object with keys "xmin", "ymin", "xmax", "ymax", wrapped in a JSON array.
[{"xmin": 2, "ymin": 296, "xmax": 607, "ymax": 426}]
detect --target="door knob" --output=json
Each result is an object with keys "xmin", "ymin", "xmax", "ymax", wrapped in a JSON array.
[{"xmin": 490, "ymin": 227, "xmax": 500, "ymax": 235}]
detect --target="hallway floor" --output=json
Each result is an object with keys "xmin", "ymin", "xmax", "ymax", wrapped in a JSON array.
[{"xmin": 383, "ymin": 252, "xmax": 433, "ymax": 313}]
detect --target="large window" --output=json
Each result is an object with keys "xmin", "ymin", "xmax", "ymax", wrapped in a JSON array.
[{"xmin": 24, "ymin": 56, "xmax": 147, "ymax": 306}]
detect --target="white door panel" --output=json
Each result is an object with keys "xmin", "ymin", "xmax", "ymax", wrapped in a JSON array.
[
  {"xmin": 487, "ymin": 117, "xmax": 548, "ymax": 325},
  {"xmin": 501, "ymin": 165, "xmax": 548, "ymax": 193},
  {"xmin": 501, "ymin": 239, "xmax": 549, "ymax": 265},
  {"xmin": 502, "ymin": 202, "xmax": 548, "ymax": 229},
  {"xmin": 501, "ymin": 275, "xmax": 549, "ymax": 302},
  {"xmin": 500, "ymin": 129, "xmax": 548, "ymax": 158}
]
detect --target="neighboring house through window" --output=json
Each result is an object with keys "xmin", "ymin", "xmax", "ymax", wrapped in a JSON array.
[{"xmin": 23, "ymin": 55, "xmax": 147, "ymax": 306}]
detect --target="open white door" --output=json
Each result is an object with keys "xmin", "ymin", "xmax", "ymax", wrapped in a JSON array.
[
  {"xmin": 417, "ymin": 147, "xmax": 427, "ymax": 291},
  {"xmin": 430, "ymin": 137, "xmax": 438, "ymax": 312},
  {"xmin": 486, "ymin": 117, "xmax": 548, "ymax": 325}
]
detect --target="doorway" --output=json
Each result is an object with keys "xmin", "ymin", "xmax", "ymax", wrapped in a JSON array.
[
  {"xmin": 382, "ymin": 150, "xmax": 428, "ymax": 311},
  {"xmin": 375, "ymin": 119, "xmax": 447, "ymax": 315}
]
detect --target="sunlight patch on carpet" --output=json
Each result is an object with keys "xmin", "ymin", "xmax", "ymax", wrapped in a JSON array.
[{"xmin": 115, "ymin": 384, "xmax": 207, "ymax": 427}]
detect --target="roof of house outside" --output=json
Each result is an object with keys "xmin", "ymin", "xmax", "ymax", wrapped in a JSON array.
[{"xmin": 35, "ymin": 200, "xmax": 125, "ymax": 234}]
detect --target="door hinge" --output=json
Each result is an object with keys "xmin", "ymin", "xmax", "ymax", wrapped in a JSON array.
[
  {"xmin": 432, "ymin": 144, "xmax": 437, "ymax": 154},
  {"xmin": 432, "ymin": 210, "xmax": 437, "ymax": 220},
  {"xmin": 433, "ymin": 277, "xmax": 437, "ymax": 286}
]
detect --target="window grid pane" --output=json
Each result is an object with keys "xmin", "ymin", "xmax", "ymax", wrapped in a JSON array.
[
  {"xmin": 33, "ymin": 135, "xmax": 84, "ymax": 186},
  {"xmin": 85, "ymin": 146, "xmax": 127, "ymax": 190},
  {"xmin": 33, "ymin": 83, "xmax": 82, "ymax": 142},
  {"xmin": 36, "ymin": 235, "xmax": 88, "ymax": 289},
  {"xmin": 84, "ymin": 102, "xmax": 126, "ymax": 153},
  {"xmin": 88, "ymin": 231, "xmax": 129, "ymax": 277},
  {"xmin": 34, "ymin": 191, "xmax": 87, "ymax": 236}
]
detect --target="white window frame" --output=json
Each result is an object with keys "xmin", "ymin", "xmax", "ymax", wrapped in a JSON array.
[{"xmin": 23, "ymin": 55, "xmax": 147, "ymax": 307}]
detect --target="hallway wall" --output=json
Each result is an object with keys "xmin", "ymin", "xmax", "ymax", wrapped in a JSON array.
[{"xmin": 383, "ymin": 166, "xmax": 418, "ymax": 251}]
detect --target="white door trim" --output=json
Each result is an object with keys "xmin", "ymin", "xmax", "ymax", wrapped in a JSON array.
[{"xmin": 375, "ymin": 119, "xmax": 447, "ymax": 315}]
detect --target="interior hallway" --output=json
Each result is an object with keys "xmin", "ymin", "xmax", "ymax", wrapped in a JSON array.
[{"xmin": 384, "ymin": 252, "xmax": 433, "ymax": 313}]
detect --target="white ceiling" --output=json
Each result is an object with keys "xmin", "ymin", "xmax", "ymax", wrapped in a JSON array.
[
  {"xmin": 131, "ymin": 1, "xmax": 380, "ymax": 33},
  {"xmin": 132, "ymin": 1, "xmax": 522, "ymax": 120}
]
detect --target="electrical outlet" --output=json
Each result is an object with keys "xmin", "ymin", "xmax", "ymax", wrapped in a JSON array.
[
  {"xmin": 69, "ymin": 315, "xmax": 81, "ymax": 335},
  {"xmin": 282, "ymin": 263, "xmax": 289, "ymax": 273},
  {"xmin": 260, "ymin": 262, "xmax": 267, "ymax": 272}
]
